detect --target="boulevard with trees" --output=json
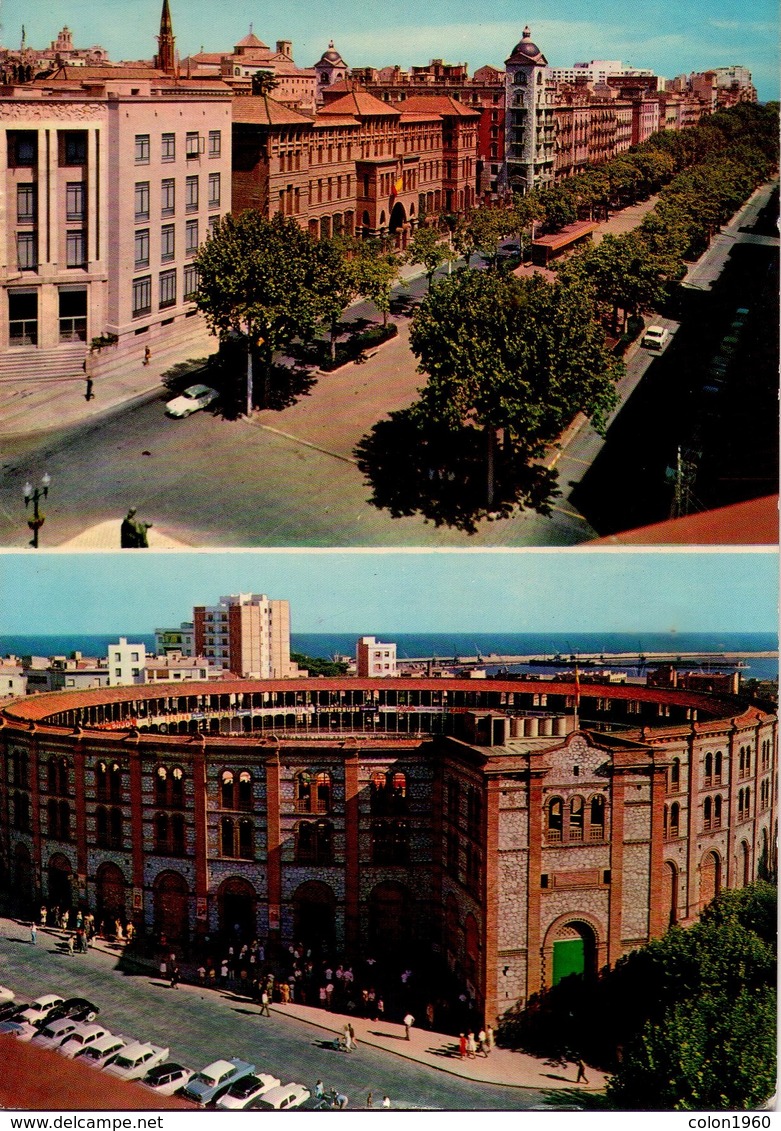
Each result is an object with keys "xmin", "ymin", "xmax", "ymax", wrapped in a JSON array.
[
  {"xmin": 499, "ymin": 882, "xmax": 777, "ymax": 1111},
  {"xmin": 194, "ymin": 102, "xmax": 777, "ymax": 526}
]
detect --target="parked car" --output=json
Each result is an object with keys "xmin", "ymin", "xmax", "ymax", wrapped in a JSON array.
[
  {"xmin": 31, "ymin": 1016, "xmax": 81, "ymax": 1051},
  {"xmin": 0, "ymin": 986, "xmax": 15, "ymax": 1005},
  {"xmin": 17, "ymin": 995, "xmax": 65, "ymax": 1025},
  {"xmin": 58, "ymin": 1024, "xmax": 112, "ymax": 1059},
  {"xmin": 103, "ymin": 1041, "xmax": 170, "ymax": 1081},
  {"xmin": 215, "ymin": 1072, "xmax": 281, "ymax": 1110},
  {"xmin": 0, "ymin": 1001, "xmax": 27, "ymax": 1022},
  {"xmin": 0, "ymin": 1020, "xmax": 38, "ymax": 1041},
  {"xmin": 165, "ymin": 384, "xmax": 219, "ymax": 418},
  {"xmin": 141, "ymin": 1062, "xmax": 195, "ymax": 1097},
  {"xmin": 183, "ymin": 1058, "xmax": 256, "ymax": 1105},
  {"xmin": 254, "ymin": 1083, "xmax": 311, "ymax": 1111},
  {"xmin": 641, "ymin": 325, "xmax": 670, "ymax": 350},
  {"xmin": 45, "ymin": 998, "xmax": 100, "ymax": 1025},
  {"xmin": 75, "ymin": 1033, "xmax": 130, "ymax": 1069}
]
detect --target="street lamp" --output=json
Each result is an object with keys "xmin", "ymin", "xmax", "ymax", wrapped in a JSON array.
[{"xmin": 23, "ymin": 472, "xmax": 51, "ymax": 548}]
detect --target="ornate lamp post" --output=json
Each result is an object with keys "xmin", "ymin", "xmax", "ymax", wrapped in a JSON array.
[{"xmin": 23, "ymin": 472, "xmax": 51, "ymax": 548}]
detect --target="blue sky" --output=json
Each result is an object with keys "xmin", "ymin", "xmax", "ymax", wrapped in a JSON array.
[
  {"xmin": 0, "ymin": 551, "xmax": 776, "ymax": 635},
  {"xmin": 2, "ymin": 0, "xmax": 778, "ymax": 100}
]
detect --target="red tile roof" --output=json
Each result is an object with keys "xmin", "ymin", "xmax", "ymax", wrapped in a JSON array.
[
  {"xmin": 400, "ymin": 95, "xmax": 480, "ymax": 118},
  {"xmin": 589, "ymin": 495, "xmax": 779, "ymax": 545},
  {"xmin": 319, "ymin": 89, "xmax": 401, "ymax": 117},
  {"xmin": 232, "ymin": 94, "xmax": 313, "ymax": 125}
]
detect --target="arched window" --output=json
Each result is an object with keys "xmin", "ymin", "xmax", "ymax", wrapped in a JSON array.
[
  {"xmin": 745, "ymin": 747, "xmax": 751, "ymax": 775},
  {"xmin": 714, "ymin": 794, "xmax": 722, "ymax": 828},
  {"xmin": 589, "ymin": 795, "xmax": 605, "ymax": 839},
  {"xmin": 547, "ymin": 797, "xmax": 563, "ymax": 841},
  {"xmin": 171, "ymin": 766, "xmax": 184, "ymax": 807},
  {"xmin": 48, "ymin": 759, "xmax": 58, "ymax": 795},
  {"xmin": 221, "ymin": 816, "xmax": 235, "ymax": 857},
  {"xmin": 569, "ymin": 796, "xmax": 584, "ymax": 841},
  {"xmin": 295, "ymin": 819, "xmax": 334, "ymax": 865},
  {"xmin": 670, "ymin": 802, "xmax": 680, "ymax": 838},
  {"xmin": 221, "ymin": 770, "xmax": 234, "ymax": 810},
  {"xmin": 295, "ymin": 771, "xmax": 332, "ymax": 814},
  {"xmin": 714, "ymin": 750, "xmax": 723, "ymax": 783},
  {"xmin": 372, "ymin": 819, "xmax": 409, "ymax": 865},
  {"xmin": 704, "ymin": 751, "xmax": 713, "ymax": 784},
  {"xmin": 155, "ymin": 766, "xmax": 168, "ymax": 806},
  {"xmin": 109, "ymin": 807, "xmax": 122, "ymax": 848},
  {"xmin": 238, "ymin": 771, "xmax": 252, "ymax": 810},
  {"xmin": 96, "ymin": 806, "xmax": 108, "ymax": 847},
  {"xmin": 704, "ymin": 796, "xmax": 712, "ymax": 831},
  {"xmin": 238, "ymin": 818, "xmax": 254, "ymax": 859},
  {"xmin": 96, "ymin": 761, "xmax": 109, "ymax": 803},
  {"xmin": 663, "ymin": 804, "xmax": 668, "ymax": 839},
  {"xmin": 670, "ymin": 759, "xmax": 680, "ymax": 791},
  {"xmin": 155, "ymin": 812, "xmax": 169, "ymax": 853},
  {"xmin": 171, "ymin": 813, "xmax": 185, "ymax": 856}
]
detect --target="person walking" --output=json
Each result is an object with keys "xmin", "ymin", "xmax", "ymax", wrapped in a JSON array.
[
  {"xmin": 30, "ymin": 924, "xmax": 37, "ymax": 945},
  {"xmin": 382, "ymin": 1095, "xmax": 391, "ymax": 1108},
  {"xmin": 314, "ymin": 1080, "xmax": 324, "ymax": 1102},
  {"xmin": 486, "ymin": 1024, "xmax": 495, "ymax": 1053},
  {"xmin": 459, "ymin": 1033, "xmax": 467, "ymax": 1059},
  {"xmin": 575, "ymin": 1057, "xmax": 589, "ymax": 1084},
  {"xmin": 466, "ymin": 1031, "xmax": 477, "ymax": 1059},
  {"xmin": 259, "ymin": 988, "xmax": 271, "ymax": 1016},
  {"xmin": 366, "ymin": 1092, "xmax": 373, "ymax": 1108},
  {"xmin": 67, "ymin": 934, "xmax": 75, "ymax": 956},
  {"xmin": 477, "ymin": 1028, "xmax": 489, "ymax": 1056},
  {"xmin": 403, "ymin": 1012, "xmax": 414, "ymax": 1040},
  {"xmin": 170, "ymin": 965, "xmax": 180, "ymax": 989}
]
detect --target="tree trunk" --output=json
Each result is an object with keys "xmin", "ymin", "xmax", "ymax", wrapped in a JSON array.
[
  {"xmin": 486, "ymin": 427, "xmax": 496, "ymax": 510},
  {"xmin": 330, "ymin": 320, "xmax": 337, "ymax": 363},
  {"xmin": 246, "ymin": 337, "xmax": 253, "ymax": 416}
]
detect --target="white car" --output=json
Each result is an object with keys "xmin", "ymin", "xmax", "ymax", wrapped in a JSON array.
[
  {"xmin": 165, "ymin": 383, "xmax": 219, "ymax": 418},
  {"xmin": 17, "ymin": 994, "xmax": 64, "ymax": 1025},
  {"xmin": 58, "ymin": 1024, "xmax": 112, "ymax": 1059},
  {"xmin": 75, "ymin": 1033, "xmax": 130, "ymax": 1069},
  {"xmin": 642, "ymin": 325, "xmax": 670, "ymax": 350},
  {"xmin": 0, "ymin": 986, "xmax": 15, "ymax": 1005},
  {"xmin": 31, "ymin": 1016, "xmax": 80, "ymax": 1051},
  {"xmin": 216, "ymin": 1073, "xmax": 282, "ymax": 1110},
  {"xmin": 103, "ymin": 1041, "xmax": 170, "ymax": 1081},
  {"xmin": 255, "ymin": 1083, "xmax": 311, "ymax": 1111},
  {"xmin": 141, "ymin": 1062, "xmax": 195, "ymax": 1097}
]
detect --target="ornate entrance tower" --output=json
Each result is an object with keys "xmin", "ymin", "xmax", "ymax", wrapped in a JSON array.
[{"xmin": 155, "ymin": 0, "xmax": 176, "ymax": 76}]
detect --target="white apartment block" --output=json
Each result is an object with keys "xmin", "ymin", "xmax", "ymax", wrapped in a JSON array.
[
  {"xmin": 193, "ymin": 593, "xmax": 296, "ymax": 678},
  {"xmin": 108, "ymin": 637, "xmax": 147, "ymax": 686},
  {"xmin": 356, "ymin": 636, "xmax": 397, "ymax": 678}
]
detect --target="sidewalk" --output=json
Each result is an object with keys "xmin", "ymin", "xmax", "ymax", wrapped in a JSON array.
[{"xmin": 44, "ymin": 925, "xmax": 606, "ymax": 1094}]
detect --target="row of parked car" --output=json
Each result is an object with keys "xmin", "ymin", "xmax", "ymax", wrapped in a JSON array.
[{"xmin": 0, "ymin": 985, "xmax": 310, "ymax": 1110}]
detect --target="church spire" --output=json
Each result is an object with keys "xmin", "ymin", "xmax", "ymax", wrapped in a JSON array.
[{"xmin": 155, "ymin": 0, "xmax": 176, "ymax": 75}]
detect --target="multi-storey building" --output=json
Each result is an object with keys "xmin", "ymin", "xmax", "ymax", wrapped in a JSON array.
[
  {"xmin": 0, "ymin": 677, "xmax": 775, "ymax": 1026},
  {"xmin": 107, "ymin": 639, "xmax": 148, "ymax": 687},
  {"xmin": 154, "ymin": 622, "xmax": 195, "ymax": 657},
  {"xmin": 356, "ymin": 637, "xmax": 397, "ymax": 678},
  {"xmin": 232, "ymin": 86, "xmax": 477, "ymax": 244},
  {"xmin": 0, "ymin": 26, "xmax": 111, "ymax": 85},
  {"xmin": 193, "ymin": 594, "xmax": 296, "ymax": 679},
  {"xmin": 0, "ymin": 62, "xmax": 232, "ymax": 382},
  {"xmin": 504, "ymin": 27, "xmax": 557, "ymax": 194}
]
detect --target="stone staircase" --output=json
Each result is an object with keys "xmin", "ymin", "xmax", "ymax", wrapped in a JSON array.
[{"xmin": 0, "ymin": 343, "xmax": 87, "ymax": 383}]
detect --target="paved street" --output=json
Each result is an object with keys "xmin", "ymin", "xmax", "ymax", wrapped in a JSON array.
[
  {"xmin": 0, "ymin": 918, "xmax": 563, "ymax": 1111},
  {"xmin": 0, "ymin": 186, "xmax": 770, "ymax": 547}
]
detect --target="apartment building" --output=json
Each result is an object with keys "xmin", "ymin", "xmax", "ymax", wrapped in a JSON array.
[{"xmin": 193, "ymin": 593, "xmax": 297, "ymax": 678}]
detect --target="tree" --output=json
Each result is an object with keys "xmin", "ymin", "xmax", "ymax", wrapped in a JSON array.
[
  {"xmin": 194, "ymin": 211, "xmax": 320, "ymax": 410},
  {"xmin": 406, "ymin": 224, "xmax": 453, "ymax": 289},
  {"xmin": 463, "ymin": 205, "xmax": 515, "ymax": 268},
  {"xmin": 251, "ymin": 70, "xmax": 280, "ymax": 96},
  {"xmin": 290, "ymin": 652, "xmax": 349, "ymax": 676},
  {"xmin": 310, "ymin": 237, "xmax": 360, "ymax": 362},
  {"xmin": 409, "ymin": 270, "xmax": 621, "ymax": 506},
  {"xmin": 352, "ymin": 241, "xmax": 401, "ymax": 327}
]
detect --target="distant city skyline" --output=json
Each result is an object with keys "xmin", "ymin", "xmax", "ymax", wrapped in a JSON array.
[
  {"xmin": 1, "ymin": 0, "xmax": 777, "ymax": 100},
  {"xmin": 0, "ymin": 551, "xmax": 776, "ymax": 635}
]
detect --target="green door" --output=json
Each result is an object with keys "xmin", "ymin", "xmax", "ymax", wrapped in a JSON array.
[{"xmin": 552, "ymin": 938, "xmax": 584, "ymax": 985}]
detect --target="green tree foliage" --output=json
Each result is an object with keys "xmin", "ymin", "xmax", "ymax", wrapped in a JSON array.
[
  {"xmin": 352, "ymin": 240, "xmax": 401, "ymax": 326},
  {"xmin": 462, "ymin": 205, "xmax": 516, "ymax": 268},
  {"xmin": 406, "ymin": 224, "xmax": 453, "ymax": 288},
  {"xmin": 499, "ymin": 882, "xmax": 777, "ymax": 1111},
  {"xmin": 290, "ymin": 652, "xmax": 349, "ymax": 676},
  {"xmin": 310, "ymin": 236, "xmax": 360, "ymax": 361},
  {"xmin": 194, "ymin": 211, "xmax": 321, "ymax": 404}
]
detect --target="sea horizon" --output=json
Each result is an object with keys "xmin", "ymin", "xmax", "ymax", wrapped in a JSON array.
[{"xmin": 1, "ymin": 631, "xmax": 777, "ymax": 680}]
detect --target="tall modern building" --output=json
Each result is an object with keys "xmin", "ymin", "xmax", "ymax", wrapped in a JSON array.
[
  {"xmin": 193, "ymin": 594, "xmax": 295, "ymax": 678},
  {"xmin": 504, "ymin": 26, "xmax": 556, "ymax": 194},
  {"xmin": 356, "ymin": 636, "xmax": 397, "ymax": 678}
]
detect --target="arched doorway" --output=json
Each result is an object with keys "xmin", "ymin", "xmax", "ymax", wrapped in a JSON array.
[
  {"xmin": 368, "ymin": 881, "xmax": 413, "ymax": 955},
  {"xmin": 218, "ymin": 876, "xmax": 257, "ymax": 939},
  {"xmin": 758, "ymin": 827, "xmax": 770, "ymax": 880},
  {"xmin": 388, "ymin": 202, "xmax": 408, "ymax": 249},
  {"xmin": 153, "ymin": 871, "xmax": 190, "ymax": 942},
  {"xmin": 291, "ymin": 880, "xmax": 335, "ymax": 952},
  {"xmin": 661, "ymin": 860, "xmax": 678, "ymax": 926},
  {"xmin": 551, "ymin": 920, "xmax": 598, "ymax": 985},
  {"xmin": 700, "ymin": 850, "xmax": 721, "ymax": 907},
  {"xmin": 95, "ymin": 862, "xmax": 126, "ymax": 924},
  {"xmin": 47, "ymin": 853, "xmax": 73, "ymax": 909}
]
